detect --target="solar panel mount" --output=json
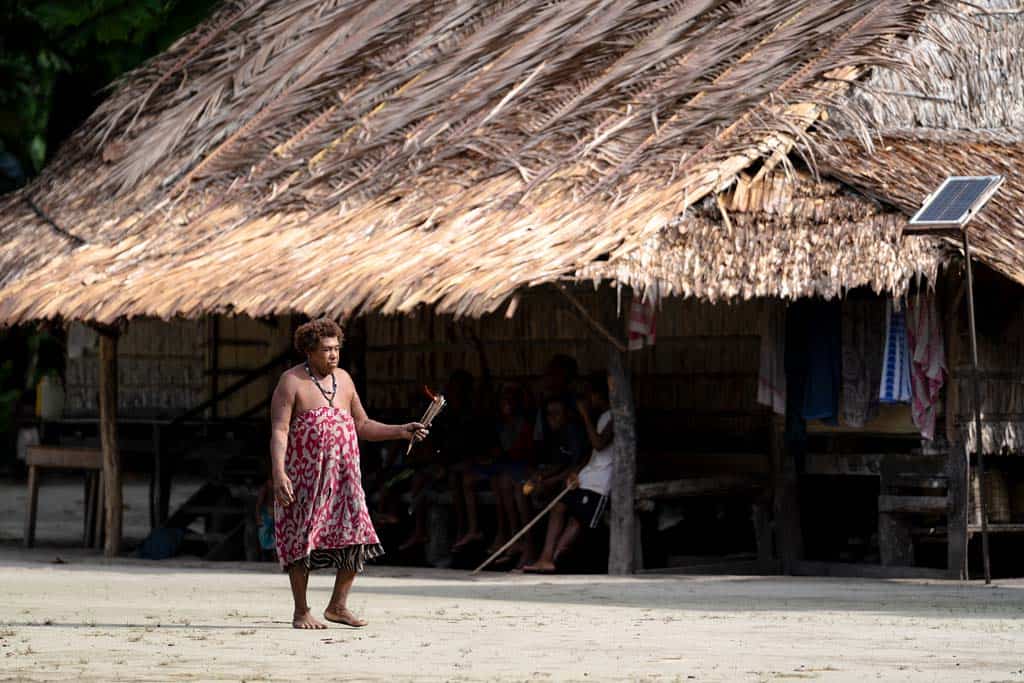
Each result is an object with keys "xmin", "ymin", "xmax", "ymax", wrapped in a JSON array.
[{"xmin": 906, "ymin": 176, "xmax": 1003, "ymax": 233}]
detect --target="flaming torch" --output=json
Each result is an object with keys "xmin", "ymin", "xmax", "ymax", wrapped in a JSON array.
[{"xmin": 408, "ymin": 385, "xmax": 446, "ymax": 455}]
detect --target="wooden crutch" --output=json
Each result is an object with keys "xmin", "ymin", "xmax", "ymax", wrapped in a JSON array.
[{"xmin": 471, "ymin": 482, "xmax": 576, "ymax": 575}]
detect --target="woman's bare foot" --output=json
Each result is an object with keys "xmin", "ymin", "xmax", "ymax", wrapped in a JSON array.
[
  {"xmin": 324, "ymin": 606, "xmax": 367, "ymax": 628},
  {"xmin": 293, "ymin": 608, "xmax": 328, "ymax": 629},
  {"xmin": 521, "ymin": 559, "xmax": 556, "ymax": 574},
  {"xmin": 451, "ymin": 531, "xmax": 484, "ymax": 551}
]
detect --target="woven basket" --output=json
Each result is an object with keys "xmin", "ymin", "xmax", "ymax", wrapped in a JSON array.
[{"xmin": 970, "ymin": 469, "xmax": 1012, "ymax": 524}]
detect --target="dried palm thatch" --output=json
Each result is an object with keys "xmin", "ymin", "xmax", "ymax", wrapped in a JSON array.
[
  {"xmin": 809, "ymin": 2, "xmax": 1024, "ymax": 289},
  {"xmin": 819, "ymin": 129, "xmax": 1024, "ymax": 288},
  {"xmin": 581, "ymin": 168, "xmax": 946, "ymax": 301},
  {"xmin": 0, "ymin": 0, "xmax": 944, "ymax": 324},
  {"xmin": 842, "ymin": 0, "xmax": 1024, "ymax": 131}
]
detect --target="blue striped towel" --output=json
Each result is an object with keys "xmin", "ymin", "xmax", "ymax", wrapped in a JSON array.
[{"xmin": 879, "ymin": 299, "xmax": 912, "ymax": 403}]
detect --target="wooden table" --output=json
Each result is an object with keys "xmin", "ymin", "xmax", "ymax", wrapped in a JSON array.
[{"xmin": 24, "ymin": 446, "xmax": 104, "ymax": 548}]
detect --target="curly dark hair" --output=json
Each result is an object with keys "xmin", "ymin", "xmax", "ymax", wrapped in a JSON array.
[{"xmin": 293, "ymin": 318, "xmax": 344, "ymax": 355}]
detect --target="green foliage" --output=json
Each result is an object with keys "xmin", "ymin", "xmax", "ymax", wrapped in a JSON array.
[{"xmin": 0, "ymin": 0, "xmax": 218, "ymax": 177}]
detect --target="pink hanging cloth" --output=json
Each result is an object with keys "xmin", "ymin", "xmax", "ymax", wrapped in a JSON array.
[{"xmin": 905, "ymin": 291, "xmax": 947, "ymax": 441}]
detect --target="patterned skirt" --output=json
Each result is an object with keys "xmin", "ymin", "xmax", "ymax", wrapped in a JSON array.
[
  {"xmin": 275, "ymin": 406, "xmax": 384, "ymax": 572},
  {"xmin": 289, "ymin": 543, "xmax": 385, "ymax": 573}
]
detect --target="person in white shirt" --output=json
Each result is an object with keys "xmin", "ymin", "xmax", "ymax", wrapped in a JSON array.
[{"xmin": 523, "ymin": 373, "xmax": 613, "ymax": 573}]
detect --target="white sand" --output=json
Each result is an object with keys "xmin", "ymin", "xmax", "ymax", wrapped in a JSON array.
[{"xmin": 2, "ymin": 549, "xmax": 1024, "ymax": 682}]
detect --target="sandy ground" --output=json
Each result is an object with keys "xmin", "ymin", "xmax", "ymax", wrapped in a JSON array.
[
  {"xmin": 1, "ymin": 548, "xmax": 1023, "ymax": 683},
  {"xmin": 0, "ymin": 475, "xmax": 201, "ymax": 548},
  {"xmin": 2, "ymin": 477, "xmax": 1024, "ymax": 681}
]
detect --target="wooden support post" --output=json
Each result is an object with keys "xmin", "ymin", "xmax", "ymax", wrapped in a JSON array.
[
  {"xmin": 946, "ymin": 439, "xmax": 968, "ymax": 579},
  {"xmin": 879, "ymin": 512, "xmax": 915, "ymax": 566},
  {"xmin": 99, "ymin": 330, "xmax": 122, "ymax": 557},
  {"xmin": 208, "ymin": 316, "xmax": 220, "ymax": 419},
  {"xmin": 770, "ymin": 415, "xmax": 803, "ymax": 573},
  {"xmin": 24, "ymin": 465, "xmax": 39, "ymax": 548},
  {"xmin": 607, "ymin": 346, "xmax": 637, "ymax": 575}
]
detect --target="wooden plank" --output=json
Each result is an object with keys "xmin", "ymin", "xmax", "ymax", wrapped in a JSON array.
[
  {"xmin": 25, "ymin": 446, "xmax": 103, "ymax": 470},
  {"xmin": 99, "ymin": 330, "xmax": 122, "ymax": 557},
  {"xmin": 635, "ymin": 475, "xmax": 765, "ymax": 501},
  {"xmin": 790, "ymin": 560, "xmax": 949, "ymax": 581},
  {"xmin": 878, "ymin": 495, "xmax": 947, "ymax": 514},
  {"xmin": 969, "ymin": 523, "xmax": 1024, "ymax": 534},
  {"xmin": 771, "ymin": 415, "xmax": 803, "ymax": 574},
  {"xmin": 879, "ymin": 513, "xmax": 915, "ymax": 566},
  {"xmin": 607, "ymin": 346, "xmax": 637, "ymax": 576},
  {"xmin": 805, "ymin": 452, "xmax": 883, "ymax": 476},
  {"xmin": 946, "ymin": 440, "xmax": 968, "ymax": 579}
]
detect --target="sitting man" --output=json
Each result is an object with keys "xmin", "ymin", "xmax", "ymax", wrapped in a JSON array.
[{"xmin": 523, "ymin": 373, "xmax": 614, "ymax": 573}]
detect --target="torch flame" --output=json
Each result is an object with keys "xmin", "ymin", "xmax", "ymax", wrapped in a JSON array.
[{"xmin": 423, "ymin": 385, "xmax": 438, "ymax": 401}]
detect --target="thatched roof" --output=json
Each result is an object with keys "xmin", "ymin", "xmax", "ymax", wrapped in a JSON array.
[
  {"xmin": 0, "ymin": 0, "xmax": 941, "ymax": 324},
  {"xmin": 844, "ymin": 0, "xmax": 1024, "ymax": 131},
  {"xmin": 817, "ymin": 1, "xmax": 1024, "ymax": 289},
  {"xmin": 581, "ymin": 168, "xmax": 946, "ymax": 301},
  {"xmin": 820, "ymin": 129, "xmax": 1024, "ymax": 287}
]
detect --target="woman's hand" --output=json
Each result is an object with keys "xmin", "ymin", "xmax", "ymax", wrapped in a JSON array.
[
  {"xmin": 274, "ymin": 473, "xmax": 295, "ymax": 507},
  {"xmin": 401, "ymin": 422, "xmax": 429, "ymax": 442},
  {"xmin": 565, "ymin": 472, "xmax": 580, "ymax": 489}
]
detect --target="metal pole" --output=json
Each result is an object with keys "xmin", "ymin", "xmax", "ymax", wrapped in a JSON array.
[{"xmin": 963, "ymin": 229, "xmax": 991, "ymax": 584}]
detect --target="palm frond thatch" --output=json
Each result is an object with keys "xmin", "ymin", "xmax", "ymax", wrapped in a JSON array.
[{"xmin": 0, "ymin": 0, "xmax": 942, "ymax": 324}]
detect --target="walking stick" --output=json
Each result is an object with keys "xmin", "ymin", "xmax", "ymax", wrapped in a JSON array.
[{"xmin": 471, "ymin": 483, "xmax": 576, "ymax": 575}]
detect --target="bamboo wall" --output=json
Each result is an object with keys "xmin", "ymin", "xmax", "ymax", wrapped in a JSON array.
[
  {"xmin": 362, "ymin": 287, "xmax": 770, "ymax": 453},
  {"xmin": 949, "ymin": 267, "xmax": 1024, "ymax": 454},
  {"xmin": 64, "ymin": 315, "xmax": 292, "ymax": 419},
  {"xmin": 65, "ymin": 319, "xmax": 206, "ymax": 416}
]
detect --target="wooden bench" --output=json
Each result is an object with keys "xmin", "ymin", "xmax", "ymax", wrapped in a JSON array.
[
  {"xmin": 24, "ymin": 446, "xmax": 104, "ymax": 549},
  {"xmin": 635, "ymin": 474, "xmax": 772, "ymax": 571}
]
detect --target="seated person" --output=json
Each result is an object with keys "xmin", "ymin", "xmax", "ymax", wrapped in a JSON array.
[
  {"xmin": 528, "ymin": 396, "xmax": 589, "ymax": 501},
  {"xmin": 523, "ymin": 373, "xmax": 614, "ymax": 573},
  {"xmin": 479, "ymin": 383, "xmax": 535, "ymax": 559}
]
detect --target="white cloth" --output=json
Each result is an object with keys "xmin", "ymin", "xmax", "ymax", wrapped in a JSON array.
[{"xmin": 578, "ymin": 411, "xmax": 614, "ymax": 495}]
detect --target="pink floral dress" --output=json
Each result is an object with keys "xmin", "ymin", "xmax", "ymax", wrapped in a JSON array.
[{"xmin": 274, "ymin": 406, "xmax": 383, "ymax": 571}]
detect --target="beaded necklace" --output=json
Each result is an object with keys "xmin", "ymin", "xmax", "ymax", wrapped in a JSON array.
[{"xmin": 304, "ymin": 362, "xmax": 337, "ymax": 406}]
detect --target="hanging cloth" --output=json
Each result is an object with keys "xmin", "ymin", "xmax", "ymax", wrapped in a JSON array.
[
  {"xmin": 627, "ymin": 285, "xmax": 657, "ymax": 351},
  {"xmin": 906, "ymin": 290, "xmax": 946, "ymax": 441},
  {"xmin": 802, "ymin": 300, "xmax": 841, "ymax": 422},
  {"xmin": 840, "ymin": 296, "xmax": 885, "ymax": 427},
  {"xmin": 879, "ymin": 298, "xmax": 912, "ymax": 403},
  {"xmin": 757, "ymin": 302, "xmax": 786, "ymax": 415}
]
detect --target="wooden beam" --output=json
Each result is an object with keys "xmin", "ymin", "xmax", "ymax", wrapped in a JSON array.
[
  {"xmin": 878, "ymin": 495, "xmax": 947, "ymax": 515},
  {"xmin": 607, "ymin": 346, "xmax": 637, "ymax": 575},
  {"xmin": 635, "ymin": 475, "xmax": 765, "ymax": 501},
  {"xmin": 789, "ymin": 560, "xmax": 949, "ymax": 581},
  {"xmin": 770, "ymin": 414, "xmax": 803, "ymax": 574},
  {"xmin": 98, "ymin": 330, "xmax": 122, "ymax": 557},
  {"xmin": 555, "ymin": 284, "xmax": 627, "ymax": 353}
]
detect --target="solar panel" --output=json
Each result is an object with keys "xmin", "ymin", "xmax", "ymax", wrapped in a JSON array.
[{"xmin": 907, "ymin": 176, "xmax": 1003, "ymax": 231}]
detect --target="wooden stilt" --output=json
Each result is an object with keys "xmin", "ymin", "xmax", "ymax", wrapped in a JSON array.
[
  {"xmin": 607, "ymin": 346, "xmax": 638, "ymax": 575},
  {"xmin": 770, "ymin": 415, "xmax": 803, "ymax": 573},
  {"xmin": 99, "ymin": 330, "xmax": 122, "ymax": 557}
]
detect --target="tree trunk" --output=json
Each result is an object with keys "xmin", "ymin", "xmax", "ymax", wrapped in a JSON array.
[
  {"xmin": 99, "ymin": 331, "xmax": 122, "ymax": 557},
  {"xmin": 607, "ymin": 346, "xmax": 637, "ymax": 575}
]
